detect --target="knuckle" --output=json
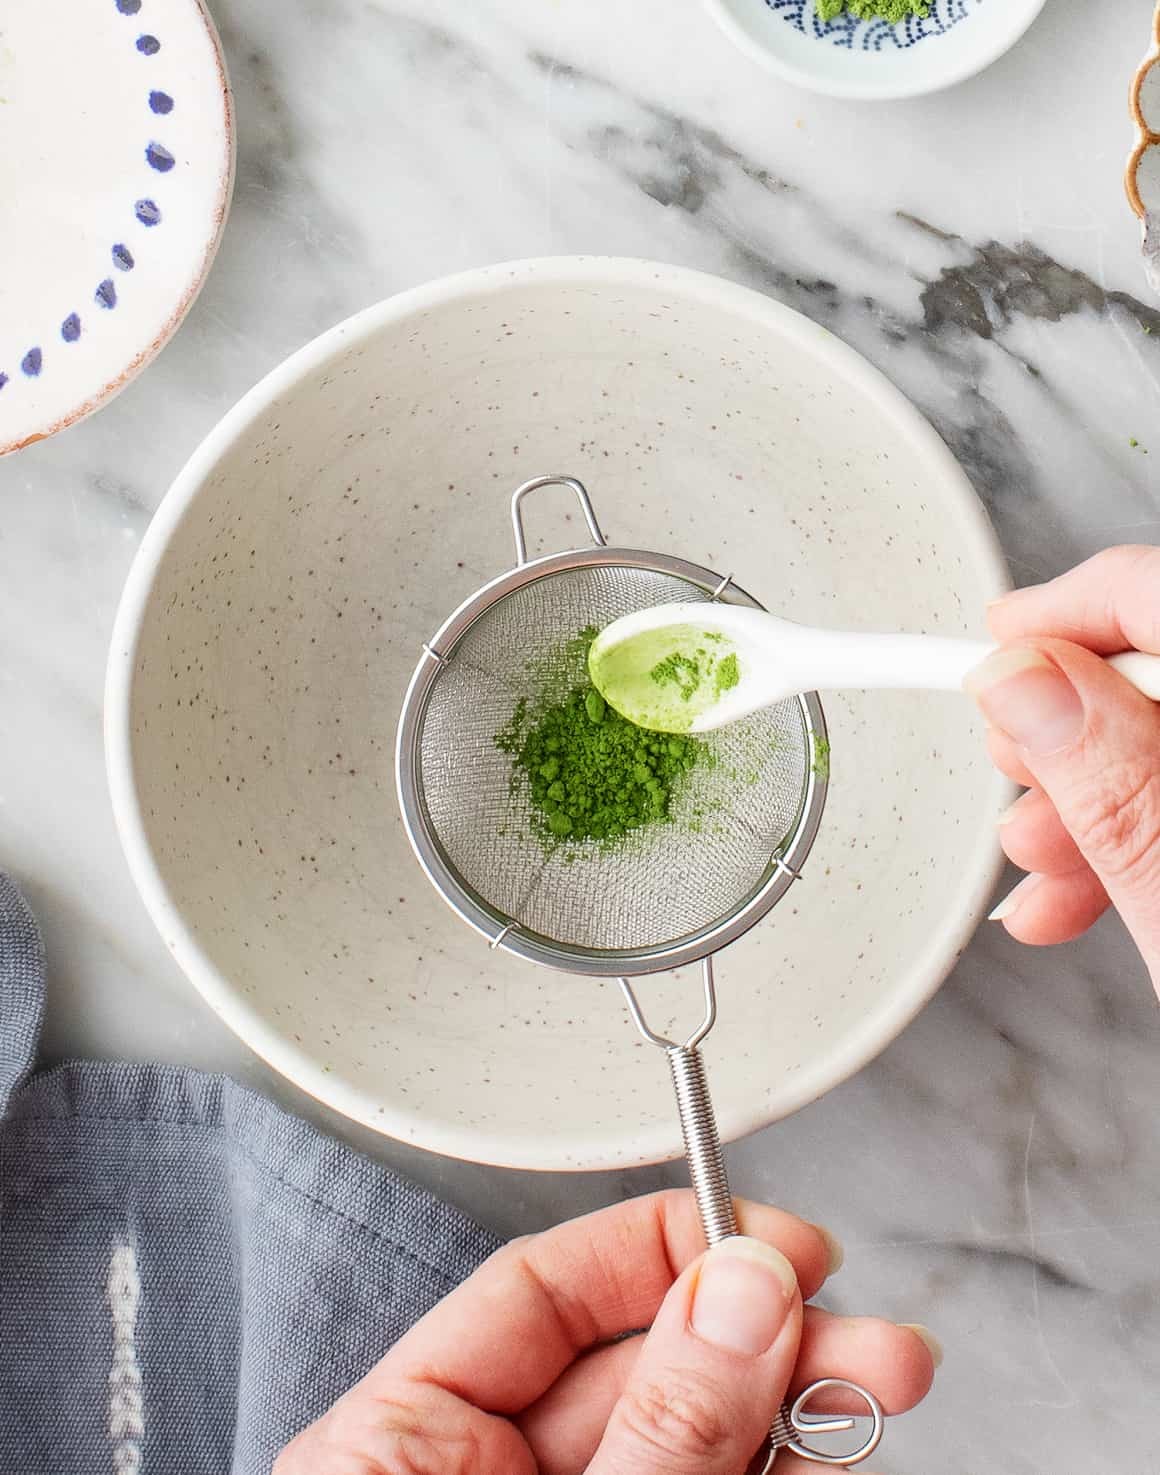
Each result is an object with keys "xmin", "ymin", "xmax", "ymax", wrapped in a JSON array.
[
  {"xmin": 272, "ymin": 1427, "xmax": 378, "ymax": 1475},
  {"xmin": 373, "ymin": 1430, "xmax": 474, "ymax": 1475},
  {"xmin": 1089, "ymin": 544, "xmax": 1158, "ymax": 583},
  {"xmin": 617, "ymin": 1370, "xmax": 733, "ymax": 1465},
  {"xmin": 273, "ymin": 1398, "xmax": 482, "ymax": 1475},
  {"xmin": 363, "ymin": 1397, "xmax": 484, "ymax": 1475},
  {"xmin": 1094, "ymin": 546, "xmax": 1160, "ymax": 649},
  {"xmin": 1069, "ymin": 759, "xmax": 1160, "ymax": 884}
]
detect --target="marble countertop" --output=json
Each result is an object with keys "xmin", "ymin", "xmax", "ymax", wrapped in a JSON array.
[{"xmin": 4, "ymin": 1, "xmax": 1160, "ymax": 1469}]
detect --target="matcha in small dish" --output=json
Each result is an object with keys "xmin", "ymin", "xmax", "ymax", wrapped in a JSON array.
[
  {"xmin": 702, "ymin": 0, "xmax": 1047, "ymax": 103},
  {"xmin": 816, "ymin": 0, "xmax": 929, "ymax": 19}
]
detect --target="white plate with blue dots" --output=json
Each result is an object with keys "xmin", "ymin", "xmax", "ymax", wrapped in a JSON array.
[
  {"xmin": 0, "ymin": 0, "xmax": 233, "ymax": 455},
  {"xmin": 705, "ymin": 0, "xmax": 1046, "ymax": 100}
]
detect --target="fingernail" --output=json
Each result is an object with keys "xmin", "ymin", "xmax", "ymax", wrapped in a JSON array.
[
  {"xmin": 964, "ymin": 649, "xmax": 1084, "ymax": 756},
  {"xmin": 900, "ymin": 1322, "xmax": 944, "ymax": 1369},
  {"xmin": 989, "ymin": 871, "xmax": 1042, "ymax": 922},
  {"xmin": 813, "ymin": 1223, "xmax": 845, "ymax": 1275},
  {"xmin": 997, "ymin": 793, "xmax": 1030, "ymax": 827},
  {"xmin": 691, "ymin": 1236, "xmax": 797, "ymax": 1355}
]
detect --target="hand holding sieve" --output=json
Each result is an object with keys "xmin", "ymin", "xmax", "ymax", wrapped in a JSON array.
[{"xmin": 396, "ymin": 475, "xmax": 890, "ymax": 1469}]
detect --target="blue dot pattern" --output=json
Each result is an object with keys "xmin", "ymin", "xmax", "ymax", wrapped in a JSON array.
[
  {"xmin": 146, "ymin": 142, "xmax": 176, "ymax": 172},
  {"xmin": 2, "ymin": 0, "xmax": 176, "ymax": 404},
  {"xmin": 766, "ymin": 0, "xmax": 976, "ymax": 48}
]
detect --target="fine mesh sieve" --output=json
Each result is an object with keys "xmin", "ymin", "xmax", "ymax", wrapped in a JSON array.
[
  {"xmin": 396, "ymin": 478, "xmax": 885, "ymax": 1470},
  {"xmin": 397, "ymin": 478, "xmax": 827, "ymax": 977}
]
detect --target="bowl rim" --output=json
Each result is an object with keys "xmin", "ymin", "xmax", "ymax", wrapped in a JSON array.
[
  {"xmin": 105, "ymin": 254, "xmax": 1011, "ymax": 1172},
  {"xmin": 702, "ymin": 0, "xmax": 1048, "ymax": 102}
]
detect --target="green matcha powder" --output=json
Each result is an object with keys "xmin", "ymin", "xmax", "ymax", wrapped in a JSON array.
[
  {"xmin": 495, "ymin": 630, "xmax": 709, "ymax": 846},
  {"xmin": 817, "ymin": 0, "xmax": 929, "ymax": 21}
]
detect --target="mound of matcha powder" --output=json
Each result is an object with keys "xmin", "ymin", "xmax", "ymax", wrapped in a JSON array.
[
  {"xmin": 817, "ymin": 0, "xmax": 929, "ymax": 21},
  {"xmin": 495, "ymin": 633, "xmax": 709, "ymax": 846}
]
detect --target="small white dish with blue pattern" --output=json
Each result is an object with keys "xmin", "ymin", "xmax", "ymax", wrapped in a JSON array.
[
  {"xmin": 0, "ymin": 0, "xmax": 233, "ymax": 456},
  {"xmin": 704, "ymin": 0, "xmax": 1046, "ymax": 100}
]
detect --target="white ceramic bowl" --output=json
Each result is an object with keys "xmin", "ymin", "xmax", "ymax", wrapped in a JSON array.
[
  {"xmin": 705, "ymin": 0, "xmax": 1046, "ymax": 101},
  {"xmin": 107, "ymin": 257, "xmax": 1008, "ymax": 1171}
]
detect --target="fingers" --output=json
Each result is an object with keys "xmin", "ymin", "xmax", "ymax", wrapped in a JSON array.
[
  {"xmin": 792, "ymin": 1310, "xmax": 937, "ymax": 1414},
  {"xmin": 587, "ymin": 1237, "xmax": 802, "ymax": 1475},
  {"xmin": 986, "ymin": 727, "xmax": 1036, "ymax": 788},
  {"xmin": 766, "ymin": 1318, "xmax": 938, "ymax": 1475},
  {"xmin": 992, "ymin": 787, "xmax": 1111, "ymax": 941},
  {"xmin": 280, "ymin": 1195, "xmax": 837, "ymax": 1475},
  {"xmin": 989, "ymin": 546, "xmax": 1160, "ymax": 655},
  {"xmin": 966, "ymin": 640, "xmax": 1160, "ymax": 984},
  {"xmin": 989, "ymin": 866, "xmax": 1110, "ymax": 946},
  {"xmin": 519, "ymin": 1306, "xmax": 937, "ymax": 1474},
  {"xmin": 273, "ymin": 1379, "xmax": 533, "ymax": 1475},
  {"xmin": 365, "ymin": 1191, "xmax": 834, "ymax": 1415},
  {"xmin": 519, "ymin": 1339, "xmax": 629, "ymax": 1475},
  {"xmin": 998, "ymin": 786, "xmax": 1086, "ymax": 875}
]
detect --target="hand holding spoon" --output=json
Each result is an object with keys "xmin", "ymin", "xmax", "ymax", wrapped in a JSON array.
[{"xmin": 587, "ymin": 604, "xmax": 1160, "ymax": 734}]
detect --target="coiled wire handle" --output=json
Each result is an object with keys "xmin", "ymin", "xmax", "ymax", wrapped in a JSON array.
[{"xmin": 618, "ymin": 961, "xmax": 885, "ymax": 1471}]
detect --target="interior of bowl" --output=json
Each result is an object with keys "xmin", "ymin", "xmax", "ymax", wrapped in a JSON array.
[{"xmin": 111, "ymin": 259, "xmax": 1007, "ymax": 1170}]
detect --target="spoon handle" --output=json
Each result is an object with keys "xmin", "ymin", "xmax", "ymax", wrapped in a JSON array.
[
  {"xmin": 1106, "ymin": 648, "xmax": 1160, "ymax": 699},
  {"xmin": 802, "ymin": 632, "xmax": 1160, "ymax": 701},
  {"xmin": 799, "ymin": 632, "xmax": 993, "ymax": 693}
]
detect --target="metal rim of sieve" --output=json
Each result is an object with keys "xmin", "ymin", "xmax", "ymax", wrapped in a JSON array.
[{"xmin": 395, "ymin": 476, "xmax": 829, "ymax": 979}]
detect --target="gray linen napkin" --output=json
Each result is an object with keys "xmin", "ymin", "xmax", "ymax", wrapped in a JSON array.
[{"xmin": 0, "ymin": 872, "xmax": 500, "ymax": 1473}]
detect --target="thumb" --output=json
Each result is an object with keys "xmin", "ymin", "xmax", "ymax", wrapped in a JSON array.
[
  {"xmin": 586, "ymin": 1236, "xmax": 801, "ymax": 1475},
  {"xmin": 966, "ymin": 641, "xmax": 1160, "ymax": 976}
]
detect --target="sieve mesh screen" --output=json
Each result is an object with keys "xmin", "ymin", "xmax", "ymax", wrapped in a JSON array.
[{"xmin": 415, "ymin": 565, "xmax": 811, "ymax": 954}]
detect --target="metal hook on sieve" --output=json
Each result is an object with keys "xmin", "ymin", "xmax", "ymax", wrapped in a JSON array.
[
  {"xmin": 618, "ymin": 961, "xmax": 885, "ymax": 1470},
  {"xmin": 511, "ymin": 475, "xmax": 607, "ymax": 565}
]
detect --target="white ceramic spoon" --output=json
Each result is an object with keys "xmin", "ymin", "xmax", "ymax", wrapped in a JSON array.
[{"xmin": 587, "ymin": 603, "xmax": 1160, "ymax": 735}]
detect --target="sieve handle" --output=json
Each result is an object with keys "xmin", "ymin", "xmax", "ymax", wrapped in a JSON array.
[
  {"xmin": 618, "ymin": 964, "xmax": 885, "ymax": 1470},
  {"xmin": 666, "ymin": 1043, "xmax": 738, "ymax": 1246},
  {"xmin": 510, "ymin": 475, "xmax": 607, "ymax": 565}
]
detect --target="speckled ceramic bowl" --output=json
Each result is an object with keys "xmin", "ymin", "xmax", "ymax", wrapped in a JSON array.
[{"xmin": 106, "ymin": 258, "xmax": 1008, "ymax": 1171}]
